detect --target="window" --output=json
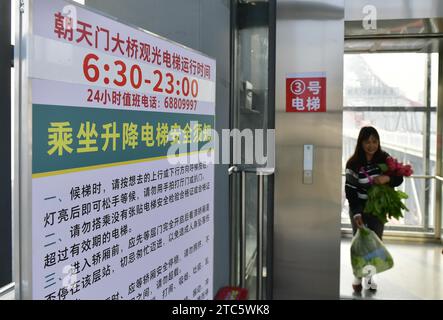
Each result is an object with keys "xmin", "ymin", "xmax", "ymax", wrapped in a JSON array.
[{"xmin": 342, "ymin": 52, "xmax": 438, "ymax": 232}]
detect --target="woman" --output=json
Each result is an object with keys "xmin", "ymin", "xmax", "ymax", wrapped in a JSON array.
[{"xmin": 345, "ymin": 126, "xmax": 403, "ymax": 292}]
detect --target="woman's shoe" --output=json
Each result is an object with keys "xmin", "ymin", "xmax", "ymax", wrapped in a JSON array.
[
  {"xmin": 363, "ymin": 276, "xmax": 377, "ymax": 291},
  {"xmin": 352, "ymin": 276, "xmax": 362, "ymax": 292}
]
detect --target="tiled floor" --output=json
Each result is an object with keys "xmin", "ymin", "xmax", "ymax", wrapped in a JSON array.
[{"xmin": 340, "ymin": 238, "xmax": 443, "ymax": 300}]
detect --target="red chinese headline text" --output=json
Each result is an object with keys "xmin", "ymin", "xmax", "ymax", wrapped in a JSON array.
[{"xmin": 54, "ymin": 12, "xmax": 212, "ymax": 80}]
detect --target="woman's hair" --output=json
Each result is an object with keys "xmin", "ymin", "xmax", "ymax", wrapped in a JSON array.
[{"xmin": 346, "ymin": 126, "xmax": 387, "ymax": 171}]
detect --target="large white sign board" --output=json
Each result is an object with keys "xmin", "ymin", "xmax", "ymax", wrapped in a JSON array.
[{"xmin": 18, "ymin": 0, "xmax": 215, "ymax": 300}]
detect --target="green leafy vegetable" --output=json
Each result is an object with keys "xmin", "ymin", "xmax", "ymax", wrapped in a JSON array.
[{"xmin": 364, "ymin": 184, "xmax": 409, "ymax": 223}]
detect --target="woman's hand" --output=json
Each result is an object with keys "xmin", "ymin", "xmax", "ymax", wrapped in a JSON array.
[
  {"xmin": 373, "ymin": 175, "xmax": 390, "ymax": 185},
  {"xmin": 353, "ymin": 214, "xmax": 364, "ymax": 229}
]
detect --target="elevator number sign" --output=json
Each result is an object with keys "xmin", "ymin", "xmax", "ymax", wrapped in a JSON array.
[{"xmin": 286, "ymin": 73, "xmax": 326, "ymax": 113}]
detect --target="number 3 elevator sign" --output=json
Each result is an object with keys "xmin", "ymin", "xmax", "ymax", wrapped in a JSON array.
[
  {"xmin": 27, "ymin": 0, "xmax": 215, "ymax": 300},
  {"xmin": 286, "ymin": 73, "xmax": 326, "ymax": 113}
]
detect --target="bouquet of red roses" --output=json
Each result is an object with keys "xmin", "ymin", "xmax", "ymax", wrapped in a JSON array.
[
  {"xmin": 381, "ymin": 156, "xmax": 413, "ymax": 178},
  {"xmin": 364, "ymin": 157, "xmax": 413, "ymax": 223}
]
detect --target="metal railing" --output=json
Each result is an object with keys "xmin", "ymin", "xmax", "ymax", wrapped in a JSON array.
[{"xmin": 341, "ymin": 173, "xmax": 442, "ymax": 239}]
